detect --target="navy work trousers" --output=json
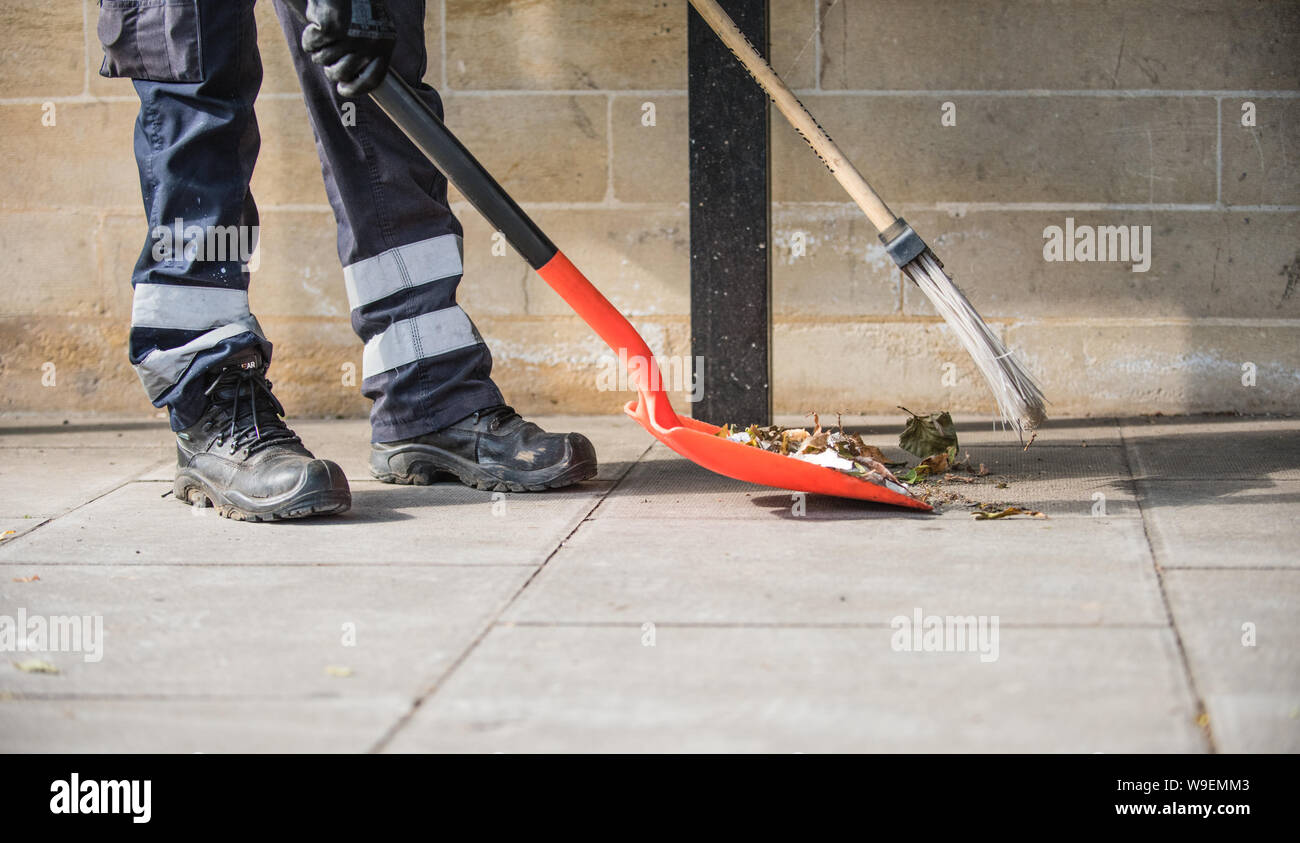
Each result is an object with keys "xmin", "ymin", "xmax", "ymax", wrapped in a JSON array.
[{"xmin": 101, "ymin": 0, "xmax": 503, "ymax": 441}]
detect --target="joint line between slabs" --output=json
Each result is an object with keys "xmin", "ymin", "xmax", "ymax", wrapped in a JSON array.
[
  {"xmin": 0, "ymin": 457, "xmax": 172, "ymax": 549},
  {"xmin": 365, "ymin": 441, "xmax": 653, "ymax": 753},
  {"xmin": 1119, "ymin": 425, "xmax": 1218, "ymax": 753}
]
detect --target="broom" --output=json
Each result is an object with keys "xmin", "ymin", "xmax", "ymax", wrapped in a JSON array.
[{"xmin": 689, "ymin": 0, "xmax": 1048, "ymax": 435}]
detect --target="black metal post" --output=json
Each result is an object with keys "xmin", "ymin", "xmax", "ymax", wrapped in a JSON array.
[{"xmin": 688, "ymin": 0, "xmax": 772, "ymax": 425}]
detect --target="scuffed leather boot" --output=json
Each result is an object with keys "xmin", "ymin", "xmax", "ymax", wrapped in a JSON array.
[
  {"xmin": 370, "ymin": 404, "xmax": 597, "ymax": 492},
  {"xmin": 173, "ymin": 351, "xmax": 351, "ymax": 521}
]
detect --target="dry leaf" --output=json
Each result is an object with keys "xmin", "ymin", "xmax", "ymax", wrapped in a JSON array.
[
  {"xmin": 972, "ymin": 507, "xmax": 1047, "ymax": 520},
  {"xmin": 325, "ymin": 665, "xmax": 353, "ymax": 678},
  {"xmin": 14, "ymin": 659, "xmax": 59, "ymax": 674},
  {"xmin": 859, "ymin": 444, "xmax": 888, "ymax": 463},
  {"xmin": 11, "ymin": 575, "xmax": 39, "ymax": 583},
  {"xmin": 803, "ymin": 431, "xmax": 829, "ymax": 453},
  {"xmin": 920, "ymin": 451, "xmax": 950, "ymax": 473}
]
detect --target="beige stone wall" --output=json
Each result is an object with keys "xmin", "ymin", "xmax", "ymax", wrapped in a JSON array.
[{"xmin": 1, "ymin": 0, "xmax": 1297, "ymax": 423}]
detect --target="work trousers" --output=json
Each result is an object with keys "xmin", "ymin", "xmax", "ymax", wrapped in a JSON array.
[{"xmin": 99, "ymin": 0, "xmax": 503, "ymax": 441}]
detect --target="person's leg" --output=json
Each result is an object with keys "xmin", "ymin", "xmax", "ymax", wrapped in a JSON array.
[
  {"xmin": 108, "ymin": 0, "xmax": 269, "ymax": 429},
  {"xmin": 101, "ymin": 0, "xmax": 349, "ymax": 518},
  {"xmin": 274, "ymin": 0, "xmax": 596, "ymax": 491},
  {"xmin": 272, "ymin": 0, "xmax": 503, "ymax": 443}
]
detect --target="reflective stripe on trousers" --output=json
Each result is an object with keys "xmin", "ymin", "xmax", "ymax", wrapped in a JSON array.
[{"xmin": 118, "ymin": 0, "xmax": 503, "ymax": 438}]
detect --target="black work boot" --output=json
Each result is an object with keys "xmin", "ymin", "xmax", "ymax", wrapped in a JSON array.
[
  {"xmin": 370, "ymin": 405, "xmax": 597, "ymax": 492},
  {"xmin": 173, "ymin": 351, "xmax": 351, "ymax": 521}
]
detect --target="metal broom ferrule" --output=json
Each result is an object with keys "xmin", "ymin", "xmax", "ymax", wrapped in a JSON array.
[{"xmin": 879, "ymin": 217, "xmax": 939, "ymax": 270}]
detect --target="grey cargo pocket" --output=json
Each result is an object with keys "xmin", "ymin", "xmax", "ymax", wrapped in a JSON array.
[{"xmin": 97, "ymin": 0, "xmax": 204, "ymax": 82}]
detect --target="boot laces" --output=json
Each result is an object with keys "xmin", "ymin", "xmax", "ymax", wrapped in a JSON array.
[{"xmin": 203, "ymin": 359, "xmax": 301, "ymax": 456}]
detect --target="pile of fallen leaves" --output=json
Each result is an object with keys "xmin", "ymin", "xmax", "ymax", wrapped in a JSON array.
[
  {"xmin": 717, "ymin": 408, "xmax": 1046, "ymax": 518},
  {"xmin": 714, "ymin": 413, "xmax": 909, "ymax": 495}
]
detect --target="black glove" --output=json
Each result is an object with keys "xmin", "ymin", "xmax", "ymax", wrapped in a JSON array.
[{"xmin": 302, "ymin": 0, "xmax": 397, "ymax": 98}]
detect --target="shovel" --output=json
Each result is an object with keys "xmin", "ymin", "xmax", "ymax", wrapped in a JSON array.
[{"xmin": 283, "ymin": 2, "xmax": 931, "ymax": 511}]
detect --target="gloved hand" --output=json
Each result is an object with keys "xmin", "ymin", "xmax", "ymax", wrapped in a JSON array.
[{"xmin": 302, "ymin": 0, "xmax": 397, "ymax": 98}]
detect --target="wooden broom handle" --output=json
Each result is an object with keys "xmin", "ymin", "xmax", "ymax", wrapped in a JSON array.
[{"xmin": 688, "ymin": 0, "xmax": 899, "ymax": 234}]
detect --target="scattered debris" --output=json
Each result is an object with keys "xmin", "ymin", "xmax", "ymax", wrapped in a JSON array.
[
  {"xmin": 11, "ymin": 575, "xmax": 39, "ymax": 583},
  {"xmin": 13, "ymin": 659, "xmax": 59, "ymax": 674},
  {"xmin": 324, "ymin": 665, "xmax": 353, "ymax": 678},
  {"xmin": 972, "ymin": 507, "xmax": 1047, "ymax": 520}
]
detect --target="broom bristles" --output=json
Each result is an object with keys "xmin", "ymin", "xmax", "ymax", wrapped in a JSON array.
[{"xmin": 902, "ymin": 250, "xmax": 1048, "ymax": 435}]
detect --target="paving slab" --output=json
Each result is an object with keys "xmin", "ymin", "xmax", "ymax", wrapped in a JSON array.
[
  {"xmin": 503, "ymin": 516, "xmax": 1163, "ymax": 626},
  {"xmin": 0, "ymin": 697, "xmax": 406, "ymax": 753},
  {"xmin": 1121, "ymin": 416, "xmax": 1300, "ymax": 481},
  {"xmin": 385, "ymin": 625, "xmax": 1203, "ymax": 753},
  {"xmin": 0, "ymin": 447, "xmax": 169, "ymax": 518},
  {"xmin": 1164, "ymin": 569, "xmax": 1300, "ymax": 752},
  {"xmin": 1, "ymin": 414, "xmax": 1292, "ymax": 753},
  {"xmin": 1137, "ymin": 480, "xmax": 1300, "ymax": 568},
  {"xmin": 0, "ymin": 564, "xmax": 531, "ymax": 699},
  {"xmin": 596, "ymin": 443, "xmax": 1137, "ymax": 520},
  {"xmin": 917, "ymin": 445, "xmax": 1136, "ymax": 517},
  {"xmin": 0, "ymin": 480, "xmax": 607, "ymax": 566}
]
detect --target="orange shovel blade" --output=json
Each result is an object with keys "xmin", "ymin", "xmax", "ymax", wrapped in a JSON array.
[{"xmin": 537, "ymin": 252, "xmax": 933, "ymax": 512}]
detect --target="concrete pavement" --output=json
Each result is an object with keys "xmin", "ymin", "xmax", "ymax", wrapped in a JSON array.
[{"xmin": 0, "ymin": 412, "xmax": 1295, "ymax": 752}]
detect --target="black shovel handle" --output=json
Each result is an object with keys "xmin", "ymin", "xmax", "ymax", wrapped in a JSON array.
[{"xmin": 280, "ymin": 0, "xmax": 558, "ymax": 269}]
